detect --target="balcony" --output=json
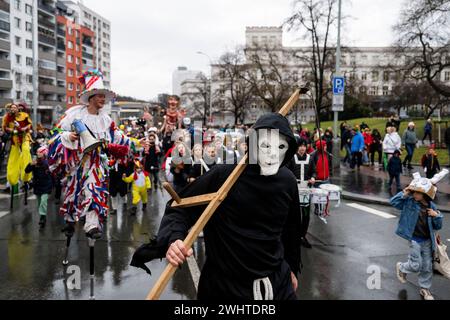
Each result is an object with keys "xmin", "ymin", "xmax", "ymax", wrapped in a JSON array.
[
  {"xmin": 39, "ymin": 83, "xmax": 59, "ymax": 94},
  {"xmin": 38, "ymin": 1, "xmax": 55, "ymax": 15},
  {"xmin": 38, "ymin": 68, "xmax": 56, "ymax": 78},
  {"xmin": 0, "ymin": 20, "xmax": 10, "ymax": 32},
  {"xmin": 0, "ymin": 39, "xmax": 9, "ymax": 52},
  {"xmin": 82, "ymin": 52, "xmax": 94, "ymax": 60},
  {"xmin": 38, "ymin": 34, "xmax": 56, "ymax": 46},
  {"xmin": 39, "ymin": 99, "xmax": 60, "ymax": 107},
  {"xmin": 0, "ymin": 79, "xmax": 13, "ymax": 89},
  {"xmin": 0, "ymin": 97, "xmax": 12, "ymax": 107},
  {"xmin": 0, "ymin": 0, "xmax": 10, "ymax": 13},
  {"xmin": 39, "ymin": 18, "xmax": 56, "ymax": 30},
  {"xmin": 56, "ymin": 86, "xmax": 66, "ymax": 94},
  {"xmin": 57, "ymin": 42, "xmax": 65, "ymax": 52},
  {"xmin": 38, "ymin": 50, "xmax": 56, "ymax": 62},
  {"xmin": 57, "ymin": 28, "xmax": 65, "ymax": 37},
  {"xmin": 0, "ymin": 59, "xmax": 10, "ymax": 70},
  {"xmin": 56, "ymin": 72, "xmax": 65, "ymax": 80}
]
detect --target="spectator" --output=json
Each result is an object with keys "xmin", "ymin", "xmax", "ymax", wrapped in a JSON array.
[
  {"xmin": 422, "ymin": 119, "xmax": 433, "ymax": 145},
  {"xmin": 323, "ymin": 128, "xmax": 334, "ymax": 155},
  {"xmin": 445, "ymin": 126, "xmax": 450, "ymax": 167},
  {"xmin": 387, "ymin": 150, "xmax": 403, "ymax": 192},
  {"xmin": 402, "ymin": 122, "xmax": 418, "ymax": 170},
  {"xmin": 350, "ymin": 126, "xmax": 365, "ymax": 170},
  {"xmin": 383, "ymin": 126, "xmax": 402, "ymax": 162},
  {"xmin": 370, "ymin": 128, "xmax": 383, "ymax": 167},
  {"xmin": 421, "ymin": 146, "xmax": 440, "ymax": 179},
  {"xmin": 362, "ymin": 128, "xmax": 373, "ymax": 165}
]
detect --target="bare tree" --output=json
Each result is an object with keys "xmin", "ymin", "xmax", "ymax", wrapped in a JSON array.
[
  {"xmin": 393, "ymin": 0, "xmax": 450, "ymax": 97},
  {"xmin": 215, "ymin": 48, "xmax": 255, "ymax": 125},
  {"xmin": 242, "ymin": 44, "xmax": 297, "ymax": 113},
  {"xmin": 181, "ymin": 73, "xmax": 211, "ymax": 126},
  {"xmin": 285, "ymin": 0, "xmax": 339, "ymax": 112}
]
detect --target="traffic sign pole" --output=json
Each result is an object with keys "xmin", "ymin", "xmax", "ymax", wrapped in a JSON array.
[{"xmin": 332, "ymin": 0, "xmax": 343, "ymax": 168}]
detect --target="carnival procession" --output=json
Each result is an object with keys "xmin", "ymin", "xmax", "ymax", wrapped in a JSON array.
[{"xmin": 1, "ymin": 0, "xmax": 450, "ymax": 306}]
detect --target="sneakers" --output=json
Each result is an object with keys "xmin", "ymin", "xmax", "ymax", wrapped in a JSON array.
[
  {"xmin": 396, "ymin": 262, "xmax": 407, "ymax": 284},
  {"xmin": 420, "ymin": 288, "xmax": 435, "ymax": 301},
  {"xmin": 301, "ymin": 237, "xmax": 312, "ymax": 249},
  {"xmin": 86, "ymin": 228, "xmax": 102, "ymax": 240}
]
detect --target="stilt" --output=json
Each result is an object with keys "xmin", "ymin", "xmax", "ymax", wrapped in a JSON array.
[
  {"xmin": 88, "ymin": 238, "xmax": 96, "ymax": 300},
  {"xmin": 10, "ymin": 184, "xmax": 14, "ymax": 210},
  {"xmin": 24, "ymin": 183, "xmax": 28, "ymax": 206},
  {"xmin": 62, "ymin": 235, "xmax": 72, "ymax": 266}
]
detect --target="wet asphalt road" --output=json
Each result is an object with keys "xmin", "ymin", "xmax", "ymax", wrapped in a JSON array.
[{"xmin": 0, "ymin": 187, "xmax": 449, "ymax": 300}]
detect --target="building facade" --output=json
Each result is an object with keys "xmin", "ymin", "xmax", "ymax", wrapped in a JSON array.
[
  {"xmin": 172, "ymin": 66, "xmax": 203, "ymax": 97},
  {"xmin": 0, "ymin": 0, "xmax": 13, "ymax": 111},
  {"xmin": 181, "ymin": 26, "xmax": 450, "ymax": 127},
  {"xmin": 61, "ymin": 0, "xmax": 111, "ymax": 88}
]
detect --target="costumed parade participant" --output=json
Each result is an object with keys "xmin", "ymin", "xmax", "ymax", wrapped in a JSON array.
[
  {"xmin": 25, "ymin": 146, "xmax": 53, "ymax": 229},
  {"xmin": 131, "ymin": 113, "xmax": 302, "ymax": 300},
  {"xmin": 161, "ymin": 95, "xmax": 182, "ymax": 135},
  {"xmin": 2, "ymin": 103, "xmax": 33, "ymax": 198},
  {"xmin": 109, "ymin": 147, "xmax": 133, "ymax": 216},
  {"xmin": 392, "ymin": 170, "xmax": 448, "ymax": 300},
  {"xmin": 122, "ymin": 160, "xmax": 152, "ymax": 215},
  {"xmin": 287, "ymin": 138, "xmax": 316, "ymax": 249},
  {"xmin": 48, "ymin": 69, "xmax": 140, "ymax": 240}
]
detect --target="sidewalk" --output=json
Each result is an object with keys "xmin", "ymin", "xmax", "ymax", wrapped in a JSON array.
[{"xmin": 332, "ymin": 165, "xmax": 450, "ymax": 213}]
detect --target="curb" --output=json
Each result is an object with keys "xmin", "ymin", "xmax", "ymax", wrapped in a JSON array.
[{"xmin": 342, "ymin": 191, "xmax": 450, "ymax": 213}]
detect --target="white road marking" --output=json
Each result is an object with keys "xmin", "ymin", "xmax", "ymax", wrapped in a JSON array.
[
  {"xmin": 186, "ymin": 255, "xmax": 201, "ymax": 292},
  {"xmin": 346, "ymin": 203, "xmax": 397, "ymax": 219},
  {"xmin": 0, "ymin": 211, "xmax": 9, "ymax": 219}
]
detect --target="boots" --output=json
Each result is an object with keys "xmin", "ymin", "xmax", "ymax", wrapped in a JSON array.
[
  {"xmin": 61, "ymin": 222, "xmax": 75, "ymax": 237},
  {"xmin": 39, "ymin": 216, "xmax": 47, "ymax": 229},
  {"xmin": 142, "ymin": 203, "xmax": 147, "ymax": 211},
  {"xmin": 86, "ymin": 228, "xmax": 102, "ymax": 240},
  {"xmin": 131, "ymin": 206, "xmax": 137, "ymax": 216}
]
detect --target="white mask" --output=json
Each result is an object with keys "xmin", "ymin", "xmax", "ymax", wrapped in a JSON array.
[{"xmin": 257, "ymin": 129, "xmax": 289, "ymax": 176}]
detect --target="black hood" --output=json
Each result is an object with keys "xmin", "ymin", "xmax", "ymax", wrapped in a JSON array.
[{"xmin": 252, "ymin": 113, "xmax": 297, "ymax": 168}]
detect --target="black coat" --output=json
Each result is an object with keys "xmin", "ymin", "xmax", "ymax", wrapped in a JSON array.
[
  {"xmin": 445, "ymin": 127, "xmax": 450, "ymax": 145},
  {"xmin": 387, "ymin": 156, "xmax": 403, "ymax": 176},
  {"xmin": 287, "ymin": 153, "xmax": 315, "ymax": 181},
  {"xmin": 25, "ymin": 160, "xmax": 53, "ymax": 195}
]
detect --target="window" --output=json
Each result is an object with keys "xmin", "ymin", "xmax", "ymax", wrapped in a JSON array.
[
  {"xmin": 383, "ymin": 71, "xmax": 390, "ymax": 82},
  {"xmin": 26, "ymin": 57, "xmax": 33, "ymax": 66},
  {"xmin": 14, "ymin": 17, "xmax": 21, "ymax": 29},
  {"xmin": 15, "ymin": 36, "xmax": 20, "ymax": 46},
  {"xmin": 383, "ymin": 86, "xmax": 390, "ymax": 96},
  {"xmin": 16, "ymin": 91, "xmax": 21, "ymax": 100},
  {"xmin": 361, "ymin": 72, "xmax": 367, "ymax": 81},
  {"xmin": 15, "ymin": 54, "xmax": 21, "ymax": 65},
  {"xmin": 68, "ymin": 82, "xmax": 74, "ymax": 91},
  {"xmin": 369, "ymin": 86, "xmax": 378, "ymax": 96},
  {"xmin": 67, "ymin": 41, "xmax": 73, "ymax": 49},
  {"xmin": 68, "ymin": 96, "xmax": 74, "ymax": 104},
  {"xmin": 76, "ymin": 57, "xmax": 80, "ymax": 65},
  {"xmin": 27, "ymin": 92, "xmax": 33, "ymax": 101},
  {"xmin": 15, "ymin": 0, "xmax": 20, "ymax": 11},
  {"xmin": 67, "ymin": 55, "xmax": 73, "ymax": 63},
  {"xmin": 76, "ymin": 84, "xmax": 80, "ymax": 91},
  {"xmin": 372, "ymin": 71, "xmax": 379, "ymax": 82},
  {"xmin": 76, "ymin": 44, "xmax": 79, "ymax": 52},
  {"xmin": 26, "ymin": 74, "xmax": 32, "ymax": 83},
  {"xmin": 26, "ymin": 40, "xmax": 32, "ymax": 49},
  {"xmin": 68, "ymin": 69, "xmax": 74, "ymax": 77},
  {"xmin": 68, "ymin": 27, "xmax": 72, "ymax": 35},
  {"xmin": 15, "ymin": 72, "xmax": 22, "ymax": 83},
  {"xmin": 25, "ymin": 22, "xmax": 32, "ymax": 32},
  {"xmin": 25, "ymin": 4, "xmax": 32, "ymax": 15},
  {"xmin": 445, "ymin": 71, "xmax": 450, "ymax": 81}
]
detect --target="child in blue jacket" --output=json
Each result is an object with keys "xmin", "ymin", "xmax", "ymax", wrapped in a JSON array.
[{"xmin": 390, "ymin": 170, "xmax": 448, "ymax": 300}]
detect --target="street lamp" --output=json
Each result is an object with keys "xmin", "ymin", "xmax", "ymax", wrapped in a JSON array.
[{"xmin": 197, "ymin": 51, "xmax": 213, "ymax": 126}]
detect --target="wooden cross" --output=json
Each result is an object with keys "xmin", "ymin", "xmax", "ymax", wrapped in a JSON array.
[{"xmin": 146, "ymin": 88, "xmax": 308, "ymax": 300}]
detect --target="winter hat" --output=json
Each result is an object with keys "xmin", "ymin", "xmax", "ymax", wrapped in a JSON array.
[
  {"xmin": 393, "ymin": 149, "xmax": 401, "ymax": 156},
  {"xmin": 78, "ymin": 69, "xmax": 116, "ymax": 104},
  {"xmin": 407, "ymin": 170, "xmax": 449, "ymax": 200},
  {"xmin": 408, "ymin": 122, "xmax": 415, "ymax": 128}
]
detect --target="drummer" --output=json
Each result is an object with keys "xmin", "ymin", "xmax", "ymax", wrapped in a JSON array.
[
  {"xmin": 311, "ymin": 140, "xmax": 333, "ymax": 217},
  {"xmin": 288, "ymin": 138, "xmax": 315, "ymax": 249}
]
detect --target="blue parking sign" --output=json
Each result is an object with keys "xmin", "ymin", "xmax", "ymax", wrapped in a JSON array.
[{"xmin": 333, "ymin": 76, "xmax": 345, "ymax": 95}]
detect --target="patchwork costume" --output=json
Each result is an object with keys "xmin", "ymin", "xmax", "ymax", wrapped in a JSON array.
[
  {"xmin": 122, "ymin": 161, "xmax": 151, "ymax": 210},
  {"xmin": 48, "ymin": 69, "xmax": 138, "ymax": 236}
]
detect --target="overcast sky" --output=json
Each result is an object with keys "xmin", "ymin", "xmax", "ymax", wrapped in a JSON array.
[{"xmin": 81, "ymin": 0, "xmax": 404, "ymax": 101}]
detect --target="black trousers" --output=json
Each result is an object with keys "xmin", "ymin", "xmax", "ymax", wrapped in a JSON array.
[
  {"xmin": 350, "ymin": 152, "xmax": 363, "ymax": 169},
  {"xmin": 300, "ymin": 205, "xmax": 310, "ymax": 238}
]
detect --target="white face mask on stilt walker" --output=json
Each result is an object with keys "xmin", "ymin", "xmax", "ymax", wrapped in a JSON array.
[{"xmin": 257, "ymin": 129, "xmax": 289, "ymax": 177}]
